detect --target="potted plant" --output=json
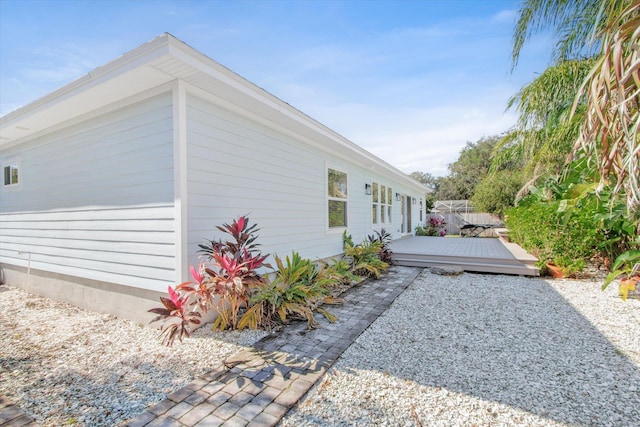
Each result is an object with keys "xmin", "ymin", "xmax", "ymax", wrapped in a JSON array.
[
  {"xmin": 545, "ymin": 261, "xmax": 565, "ymax": 278},
  {"xmin": 603, "ymin": 250, "xmax": 640, "ymax": 301}
]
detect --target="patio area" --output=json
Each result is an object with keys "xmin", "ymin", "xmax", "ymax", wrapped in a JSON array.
[{"xmin": 390, "ymin": 235, "xmax": 540, "ymax": 276}]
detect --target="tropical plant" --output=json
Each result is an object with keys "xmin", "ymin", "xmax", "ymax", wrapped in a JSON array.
[
  {"xmin": 511, "ymin": 0, "xmax": 640, "ymax": 291},
  {"xmin": 415, "ymin": 215, "xmax": 447, "ymax": 236},
  {"xmin": 574, "ymin": 1, "xmax": 640, "ymax": 215},
  {"xmin": 492, "ymin": 59, "xmax": 594, "ymax": 198},
  {"xmin": 250, "ymin": 252, "xmax": 339, "ymax": 329},
  {"xmin": 512, "ymin": 0, "xmax": 639, "ymax": 214},
  {"xmin": 367, "ymin": 228, "xmax": 394, "ymax": 264},
  {"xmin": 198, "ymin": 216, "xmax": 271, "ymax": 330},
  {"xmin": 149, "ymin": 216, "xmax": 271, "ymax": 342},
  {"xmin": 148, "ymin": 285, "xmax": 202, "ymax": 346},
  {"xmin": 343, "ymin": 232, "xmax": 389, "ymax": 279},
  {"xmin": 603, "ymin": 250, "xmax": 640, "ymax": 296},
  {"xmin": 323, "ymin": 258, "xmax": 362, "ymax": 286}
]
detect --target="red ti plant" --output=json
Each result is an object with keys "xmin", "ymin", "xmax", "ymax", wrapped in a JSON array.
[
  {"xmin": 149, "ymin": 216, "xmax": 271, "ymax": 343},
  {"xmin": 199, "ymin": 217, "xmax": 271, "ymax": 330},
  {"xmin": 148, "ymin": 285, "xmax": 201, "ymax": 346},
  {"xmin": 176, "ymin": 264, "xmax": 214, "ymax": 313}
]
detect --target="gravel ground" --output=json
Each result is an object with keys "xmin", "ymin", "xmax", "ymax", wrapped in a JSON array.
[
  {"xmin": 281, "ymin": 270, "xmax": 640, "ymax": 427},
  {"xmin": 0, "ymin": 285, "xmax": 267, "ymax": 426}
]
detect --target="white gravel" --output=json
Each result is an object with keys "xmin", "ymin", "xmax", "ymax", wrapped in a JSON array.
[
  {"xmin": 281, "ymin": 270, "xmax": 640, "ymax": 427},
  {"xmin": 0, "ymin": 285, "xmax": 267, "ymax": 426}
]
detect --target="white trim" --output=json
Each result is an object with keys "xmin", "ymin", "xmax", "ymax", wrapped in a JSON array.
[{"xmin": 173, "ymin": 80, "xmax": 188, "ymax": 283}]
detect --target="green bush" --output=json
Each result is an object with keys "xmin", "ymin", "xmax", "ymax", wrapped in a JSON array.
[
  {"xmin": 249, "ymin": 252, "xmax": 339, "ymax": 329},
  {"xmin": 505, "ymin": 181, "xmax": 637, "ymax": 271},
  {"xmin": 343, "ymin": 231, "xmax": 389, "ymax": 279},
  {"xmin": 415, "ymin": 215, "xmax": 447, "ymax": 236}
]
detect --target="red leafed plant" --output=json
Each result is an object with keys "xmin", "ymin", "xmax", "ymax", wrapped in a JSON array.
[
  {"xmin": 148, "ymin": 285, "xmax": 201, "ymax": 346},
  {"xmin": 149, "ymin": 216, "xmax": 271, "ymax": 343},
  {"xmin": 200, "ymin": 217, "xmax": 271, "ymax": 330}
]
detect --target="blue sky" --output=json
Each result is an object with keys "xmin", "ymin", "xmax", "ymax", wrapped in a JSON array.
[{"xmin": 0, "ymin": 0, "xmax": 551, "ymax": 176}]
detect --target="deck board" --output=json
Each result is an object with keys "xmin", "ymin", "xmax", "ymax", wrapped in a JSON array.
[{"xmin": 389, "ymin": 236, "xmax": 540, "ymax": 276}]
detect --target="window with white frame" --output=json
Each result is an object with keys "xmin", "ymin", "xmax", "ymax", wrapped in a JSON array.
[
  {"xmin": 328, "ymin": 168, "xmax": 348, "ymax": 228},
  {"xmin": 371, "ymin": 182, "xmax": 392, "ymax": 225},
  {"xmin": 3, "ymin": 161, "xmax": 19, "ymax": 187}
]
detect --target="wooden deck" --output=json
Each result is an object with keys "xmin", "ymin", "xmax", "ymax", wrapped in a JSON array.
[{"xmin": 390, "ymin": 236, "xmax": 540, "ymax": 276}]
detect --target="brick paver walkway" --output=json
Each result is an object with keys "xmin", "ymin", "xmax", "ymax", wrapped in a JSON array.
[{"xmin": 0, "ymin": 266, "xmax": 420, "ymax": 427}]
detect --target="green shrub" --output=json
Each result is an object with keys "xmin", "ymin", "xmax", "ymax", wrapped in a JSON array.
[
  {"xmin": 505, "ymin": 177, "xmax": 638, "ymax": 272},
  {"xmin": 343, "ymin": 232, "xmax": 389, "ymax": 279},
  {"xmin": 415, "ymin": 215, "xmax": 447, "ymax": 236},
  {"xmin": 323, "ymin": 258, "xmax": 361, "ymax": 286},
  {"xmin": 249, "ymin": 252, "xmax": 339, "ymax": 329}
]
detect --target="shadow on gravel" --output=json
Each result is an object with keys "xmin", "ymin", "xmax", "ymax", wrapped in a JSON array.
[{"xmin": 329, "ymin": 273, "xmax": 640, "ymax": 426}]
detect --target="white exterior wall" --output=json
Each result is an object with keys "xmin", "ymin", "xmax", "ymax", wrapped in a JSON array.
[
  {"xmin": 367, "ymin": 175, "xmax": 425, "ymax": 236},
  {"xmin": 0, "ymin": 92, "xmax": 176, "ymax": 292},
  {"xmin": 184, "ymin": 92, "xmax": 424, "ymax": 267}
]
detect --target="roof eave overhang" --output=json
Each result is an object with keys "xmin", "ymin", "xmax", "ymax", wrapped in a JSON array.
[{"xmin": 0, "ymin": 33, "xmax": 427, "ymax": 193}]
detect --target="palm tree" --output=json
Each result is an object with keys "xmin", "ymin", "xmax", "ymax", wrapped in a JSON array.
[
  {"xmin": 493, "ymin": 59, "xmax": 594, "ymax": 199},
  {"xmin": 512, "ymin": 0, "xmax": 639, "ymax": 215}
]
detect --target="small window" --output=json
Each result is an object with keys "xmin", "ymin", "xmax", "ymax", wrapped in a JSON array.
[
  {"xmin": 328, "ymin": 168, "xmax": 348, "ymax": 228},
  {"xmin": 3, "ymin": 162, "xmax": 19, "ymax": 186}
]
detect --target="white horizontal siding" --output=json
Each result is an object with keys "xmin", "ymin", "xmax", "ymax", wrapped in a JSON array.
[
  {"xmin": 186, "ymin": 94, "xmax": 337, "ymax": 263},
  {"xmin": 0, "ymin": 92, "xmax": 177, "ymax": 292},
  {"xmin": 184, "ymin": 93, "xmax": 425, "ymax": 265},
  {"xmin": 1, "ymin": 93, "xmax": 174, "ymax": 212}
]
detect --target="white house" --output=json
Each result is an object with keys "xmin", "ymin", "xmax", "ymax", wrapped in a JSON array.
[{"xmin": 0, "ymin": 34, "xmax": 427, "ymax": 323}]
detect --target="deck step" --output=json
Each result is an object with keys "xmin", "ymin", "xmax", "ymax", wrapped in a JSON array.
[
  {"xmin": 392, "ymin": 253, "xmax": 537, "ymax": 268},
  {"xmin": 393, "ymin": 255, "xmax": 540, "ymax": 276},
  {"xmin": 389, "ymin": 236, "xmax": 540, "ymax": 277}
]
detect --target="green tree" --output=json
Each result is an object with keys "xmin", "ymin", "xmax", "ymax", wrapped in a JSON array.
[
  {"xmin": 434, "ymin": 135, "xmax": 502, "ymax": 200},
  {"xmin": 409, "ymin": 171, "xmax": 439, "ymax": 191},
  {"xmin": 471, "ymin": 169, "xmax": 525, "ymax": 217},
  {"xmin": 410, "ymin": 171, "xmax": 438, "ymax": 211},
  {"xmin": 492, "ymin": 59, "xmax": 594, "ymax": 198}
]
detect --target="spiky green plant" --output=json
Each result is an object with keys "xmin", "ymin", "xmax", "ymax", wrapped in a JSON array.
[
  {"xmin": 343, "ymin": 232, "xmax": 389, "ymax": 279},
  {"xmin": 323, "ymin": 258, "xmax": 361, "ymax": 285},
  {"xmin": 251, "ymin": 252, "xmax": 339, "ymax": 329}
]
